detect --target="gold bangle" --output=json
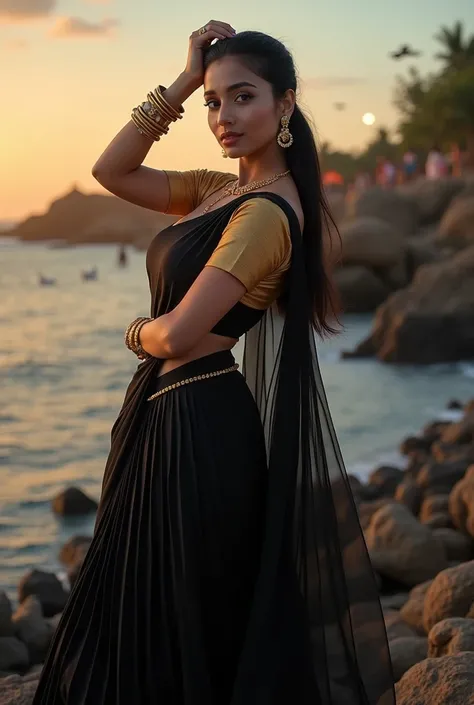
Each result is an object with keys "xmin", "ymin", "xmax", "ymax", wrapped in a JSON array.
[
  {"xmin": 125, "ymin": 317, "xmax": 150, "ymax": 352},
  {"xmin": 136, "ymin": 105, "xmax": 169, "ymax": 136},
  {"xmin": 147, "ymin": 92, "xmax": 178, "ymax": 122},
  {"xmin": 133, "ymin": 318, "xmax": 149, "ymax": 353},
  {"xmin": 155, "ymin": 85, "xmax": 184, "ymax": 120},
  {"xmin": 142, "ymin": 100, "xmax": 171, "ymax": 131},
  {"xmin": 131, "ymin": 109, "xmax": 164, "ymax": 141}
]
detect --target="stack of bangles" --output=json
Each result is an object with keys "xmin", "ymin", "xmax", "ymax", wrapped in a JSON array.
[
  {"xmin": 124, "ymin": 317, "xmax": 153, "ymax": 359},
  {"xmin": 130, "ymin": 85, "xmax": 184, "ymax": 141}
]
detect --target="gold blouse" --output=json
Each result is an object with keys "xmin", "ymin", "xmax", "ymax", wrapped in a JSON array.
[{"xmin": 164, "ymin": 169, "xmax": 292, "ymax": 310}]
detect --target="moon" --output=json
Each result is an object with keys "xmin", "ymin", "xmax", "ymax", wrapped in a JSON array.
[{"xmin": 362, "ymin": 112, "xmax": 376, "ymax": 126}]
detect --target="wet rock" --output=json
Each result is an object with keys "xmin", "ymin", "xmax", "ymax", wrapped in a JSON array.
[
  {"xmin": 400, "ymin": 580, "xmax": 433, "ymax": 635},
  {"xmin": 334, "ymin": 265, "xmax": 390, "ymax": 313},
  {"xmin": 0, "ymin": 592, "xmax": 14, "ymax": 638},
  {"xmin": 432, "ymin": 528, "xmax": 473, "ymax": 563},
  {"xmin": 423, "ymin": 561, "xmax": 474, "ymax": 632},
  {"xmin": 367, "ymin": 465, "xmax": 404, "ymax": 497},
  {"xmin": 365, "ymin": 503, "xmax": 448, "ymax": 587},
  {"xmin": 51, "ymin": 487, "xmax": 98, "ymax": 517},
  {"xmin": 428, "ymin": 617, "xmax": 474, "ymax": 658},
  {"xmin": 389, "ymin": 636, "xmax": 427, "ymax": 681},
  {"xmin": 394, "ymin": 480, "xmax": 423, "ymax": 515},
  {"xmin": 0, "ymin": 637, "xmax": 29, "ymax": 672},
  {"xmin": 400, "ymin": 435, "xmax": 433, "ymax": 456},
  {"xmin": 18, "ymin": 570, "xmax": 68, "ymax": 619},
  {"xmin": 449, "ymin": 466, "xmax": 474, "ymax": 537},
  {"xmin": 12, "ymin": 596, "xmax": 53, "ymax": 665},
  {"xmin": 395, "ymin": 653, "xmax": 474, "ymax": 704}
]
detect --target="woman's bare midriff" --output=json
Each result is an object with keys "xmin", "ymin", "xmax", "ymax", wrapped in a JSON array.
[{"xmin": 158, "ymin": 333, "xmax": 238, "ymax": 376}]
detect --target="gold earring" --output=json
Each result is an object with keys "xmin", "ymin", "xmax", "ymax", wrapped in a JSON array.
[
  {"xmin": 277, "ymin": 115, "xmax": 293, "ymax": 148},
  {"xmin": 221, "ymin": 148, "xmax": 228, "ymax": 158}
]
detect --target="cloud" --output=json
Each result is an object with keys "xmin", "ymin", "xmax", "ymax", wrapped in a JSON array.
[
  {"xmin": 3, "ymin": 38, "xmax": 29, "ymax": 49},
  {"xmin": 303, "ymin": 77, "xmax": 366, "ymax": 89},
  {"xmin": 0, "ymin": 0, "xmax": 56, "ymax": 23},
  {"xmin": 49, "ymin": 16, "xmax": 119, "ymax": 38}
]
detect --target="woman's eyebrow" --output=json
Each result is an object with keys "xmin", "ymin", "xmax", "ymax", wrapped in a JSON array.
[{"xmin": 203, "ymin": 82, "xmax": 257, "ymax": 98}]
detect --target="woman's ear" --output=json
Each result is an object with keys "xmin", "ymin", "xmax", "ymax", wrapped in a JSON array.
[{"xmin": 280, "ymin": 89, "xmax": 296, "ymax": 118}]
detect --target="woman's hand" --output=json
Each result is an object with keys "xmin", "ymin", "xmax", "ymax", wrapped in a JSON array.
[{"xmin": 184, "ymin": 20, "xmax": 236, "ymax": 88}]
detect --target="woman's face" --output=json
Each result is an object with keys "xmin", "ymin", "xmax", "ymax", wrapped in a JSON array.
[{"xmin": 203, "ymin": 56, "xmax": 284, "ymax": 159}]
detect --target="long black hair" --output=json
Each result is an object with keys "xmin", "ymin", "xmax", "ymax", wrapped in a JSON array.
[{"xmin": 203, "ymin": 31, "xmax": 340, "ymax": 336}]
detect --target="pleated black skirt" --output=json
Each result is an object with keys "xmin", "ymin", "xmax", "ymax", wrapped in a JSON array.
[{"xmin": 33, "ymin": 351, "xmax": 272, "ymax": 705}]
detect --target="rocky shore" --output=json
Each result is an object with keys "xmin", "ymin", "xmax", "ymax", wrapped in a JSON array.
[{"xmin": 2, "ymin": 400, "xmax": 474, "ymax": 702}]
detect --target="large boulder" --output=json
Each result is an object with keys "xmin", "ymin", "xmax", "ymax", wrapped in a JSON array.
[
  {"xmin": 0, "ymin": 592, "xmax": 14, "ymax": 638},
  {"xmin": 449, "ymin": 466, "xmax": 474, "ymax": 537},
  {"xmin": 432, "ymin": 528, "xmax": 474, "ymax": 563},
  {"xmin": 399, "ymin": 177, "xmax": 465, "ymax": 224},
  {"xmin": 423, "ymin": 561, "xmax": 474, "ymax": 632},
  {"xmin": 438, "ymin": 197, "xmax": 474, "ymax": 250},
  {"xmin": 339, "ymin": 217, "xmax": 406, "ymax": 269},
  {"xmin": 51, "ymin": 487, "xmax": 98, "ymax": 517},
  {"xmin": 428, "ymin": 617, "xmax": 474, "ymax": 657},
  {"xmin": 0, "ymin": 636, "xmax": 29, "ymax": 672},
  {"xmin": 364, "ymin": 503, "xmax": 448, "ymax": 587},
  {"xmin": 18, "ymin": 570, "xmax": 68, "ymax": 619},
  {"xmin": 400, "ymin": 580, "xmax": 434, "ymax": 635},
  {"xmin": 333, "ymin": 266, "xmax": 389, "ymax": 313},
  {"xmin": 346, "ymin": 246, "xmax": 474, "ymax": 364},
  {"xmin": 395, "ymin": 653, "xmax": 474, "ymax": 704},
  {"xmin": 12, "ymin": 596, "xmax": 53, "ymax": 665},
  {"xmin": 384, "ymin": 609, "xmax": 418, "ymax": 640},
  {"xmin": 389, "ymin": 636, "xmax": 427, "ymax": 681},
  {"xmin": 353, "ymin": 186, "xmax": 420, "ymax": 235}
]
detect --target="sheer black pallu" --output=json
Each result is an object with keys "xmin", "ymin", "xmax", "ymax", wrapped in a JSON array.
[{"xmin": 32, "ymin": 193, "xmax": 395, "ymax": 705}]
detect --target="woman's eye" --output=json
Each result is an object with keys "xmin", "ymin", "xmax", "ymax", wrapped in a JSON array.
[
  {"xmin": 235, "ymin": 93, "xmax": 252, "ymax": 102},
  {"xmin": 204, "ymin": 100, "xmax": 220, "ymax": 109}
]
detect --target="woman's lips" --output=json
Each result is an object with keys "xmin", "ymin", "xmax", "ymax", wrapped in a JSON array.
[{"xmin": 221, "ymin": 134, "xmax": 242, "ymax": 146}]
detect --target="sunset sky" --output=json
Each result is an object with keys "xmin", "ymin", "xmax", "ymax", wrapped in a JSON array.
[{"xmin": 1, "ymin": 0, "xmax": 472, "ymax": 221}]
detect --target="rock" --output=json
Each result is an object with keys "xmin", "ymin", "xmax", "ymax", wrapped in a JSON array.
[
  {"xmin": 417, "ymin": 460, "xmax": 468, "ymax": 496},
  {"xmin": 423, "ymin": 513, "xmax": 452, "ymax": 529},
  {"xmin": 47, "ymin": 613, "xmax": 62, "ymax": 632},
  {"xmin": 400, "ymin": 580, "xmax": 434, "ymax": 635},
  {"xmin": 11, "ymin": 597, "xmax": 53, "ymax": 665},
  {"xmin": 365, "ymin": 503, "xmax": 448, "ymax": 587},
  {"xmin": 367, "ymin": 465, "xmax": 404, "ymax": 497},
  {"xmin": 380, "ymin": 593, "xmax": 410, "ymax": 611},
  {"xmin": 423, "ymin": 561, "xmax": 474, "ymax": 632},
  {"xmin": 0, "ymin": 592, "xmax": 14, "ymax": 638},
  {"xmin": 400, "ymin": 435, "xmax": 433, "ymax": 456},
  {"xmin": 441, "ymin": 412, "xmax": 474, "ymax": 445},
  {"xmin": 395, "ymin": 653, "xmax": 474, "ymax": 704},
  {"xmin": 389, "ymin": 636, "xmax": 428, "ymax": 681},
  {"xmin": 357, "ymin": 499, "xmax": 390, "ymax": 531},
  {"xmin": 448, "ymin": 399, "xmax": 464, "ymax": 411},
  {"xmin": 0, "ymin": 637, "xmax": 29, "ymax": 672},
  {"xmin": 0, "ymin": 671, "xmax": 39, "ymax": 705},
  {"xmin": 428, "ymin": 617, "xmax": 474, "ymax": 657},
  {"xmin": 384, "ymin": 610, "xmax": 417, "ymax": 640},
  {"xmin": 339, "ymin": 217, "xmax": 406, "ymax": 269},
  {"xmin": 51, "ymin": 487, "xmax": 98, "ymax": 517},
  {"xmin": 348, "ymin": 246, "xmax": 474, "ymax": 364},
  {"xmin": 399, "ymin": 177, "xmax": 465, "ymax": 224},
  {"xmin": 449, "ymin": 466, "xmax": 474, "ymax": 537},
  {"xmin": 354, "ymin": 186, "xmax": 420, "ymax": 235},
  {"xmin": 438, "ymin": 196, "xmax": 474, "ymax": 250},
  {"xmin": 18, "ymin": 570, "xmax": 68, "ymax": 619},
  {"xmin": 420, "ymin": 495, "xmax": 450, "ymax": 523},
  {"xmin": 394, "ymin": 480, "xmax": 423, "ymax": 515},
  {"xmin": 432, "ymin": 528, "xmax": 473, "ymax": 562},
  {"xmin": 405, "ymin": 236, "xmax": 440, "ymax": 280},
  {"xmin": 58, "ymin": 535, "xmax": 92, "ymax": 566},
  {"xmin": 334, "ymin": 265, "xmax": 390, "ymax": 313},
  {"xmin": 423, "ymin": 421, "xmax": 453, "ymax": 444}
]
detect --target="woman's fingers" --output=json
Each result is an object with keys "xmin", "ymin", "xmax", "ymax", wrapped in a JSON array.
[{"xmin": 192, "ymin": 20, "xmax": 235, "ymax": 41}]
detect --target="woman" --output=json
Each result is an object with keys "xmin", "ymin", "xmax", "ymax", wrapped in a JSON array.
[{"xmin": 33, "ymin": 24, "xmax": 395, "ymax": 705}]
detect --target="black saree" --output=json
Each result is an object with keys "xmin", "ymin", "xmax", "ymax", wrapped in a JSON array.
[{"xmin": 32, "ymin": 193, "xmax": 395, "ymax": 705}]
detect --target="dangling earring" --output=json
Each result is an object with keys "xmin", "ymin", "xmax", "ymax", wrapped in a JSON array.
[
  {"xmin": 221, "ymin": 148, "xmax": 228, "ymax": 158},
  {"xmin": 277, "ymin": 115, "xmax": 293, "ymax": 148}
]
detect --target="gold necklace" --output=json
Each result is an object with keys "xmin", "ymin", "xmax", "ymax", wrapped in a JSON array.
[{"xmin": 202, "ymin": 170, "xmax": 290, "ymax": 214}]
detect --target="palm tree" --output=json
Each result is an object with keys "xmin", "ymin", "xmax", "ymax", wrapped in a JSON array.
[{"xmin": 434, "ymin": 21, "xmax": 474, "ymax": 69}]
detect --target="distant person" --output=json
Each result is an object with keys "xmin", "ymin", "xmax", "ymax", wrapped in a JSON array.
[
  {"xmin": 32, "ymin": 23, "xmax": 394, "ymax": 705},
  {"xmin": 118, "ymin": 244, "xmax": 128, "ymax": 267},
  {"xmin": 426, "ymin": 145, "xmax": 448, "ymax": 180},
  {"xmin": 402, "ymin": 149, "xmax": 418, "ymax": 181},
  {"xmin": 376, "ymin": 156, "xmax": 396, "ymax": 188}
]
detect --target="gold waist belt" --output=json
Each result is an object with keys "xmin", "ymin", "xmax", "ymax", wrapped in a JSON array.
[{"xmin": 147, "ymin": 363, "xmax": 239, "ymax": 402}]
